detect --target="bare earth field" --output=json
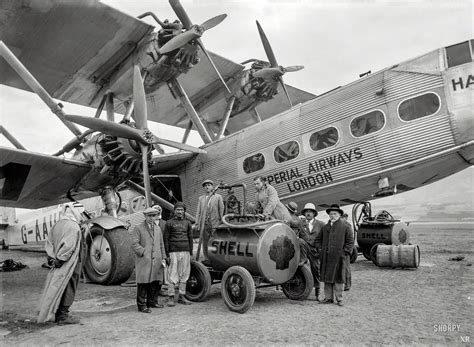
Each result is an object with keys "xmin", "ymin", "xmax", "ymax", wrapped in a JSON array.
[{"xmin": 1, "ymin": 223, "xmax": 472, "ymax": 345}]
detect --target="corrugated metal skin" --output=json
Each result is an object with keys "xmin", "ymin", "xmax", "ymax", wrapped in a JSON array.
[{"xmin": 178, "ymin": 59, "xmax": 454, "ymax": 213}]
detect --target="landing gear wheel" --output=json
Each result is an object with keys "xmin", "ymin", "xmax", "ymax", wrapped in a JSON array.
[
  {"xmin": 83, "ymin": 226, "xmax": 134, "ymax": 285},
  {"xmin": 281, "ymin": 264, "xmax": 314, "ymax": 300},
  {"xmin": 350, "ymin": 246, "xmax": 358, "ymax": 264},
  {"xmin": 370, "ymin": 243, "xmax": 384, "ymax": 264},
  {"xmin": 185, "ymin": 260, "xmax": 212, "ymax": 302},
  {"xmin": 221, "ymin": 266, "xmax": 255, "ymax": 314}
]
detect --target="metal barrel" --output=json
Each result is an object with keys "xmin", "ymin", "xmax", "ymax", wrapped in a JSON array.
[
  {"xmin": 208, "ymin": 222, "xmax": 300, "ymax": 284},
  {"xmin": 357, "ymin": 221, "xmax": 410, "ymax": 250},
  {"xmin": 375, "ymin": 244, "xmax": 420, "ymax": 268}
]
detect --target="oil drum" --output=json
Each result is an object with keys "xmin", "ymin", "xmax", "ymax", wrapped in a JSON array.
[
  {"xmin": 208, "ymin": 222, "xmax": 300, "ymax": 284},
  {"xmin": 357, "ymin": 221, "xmax": 410, "ymax": 251},
  {"xmin": 374, "ymin": 244, "xmax": 420, "ymax": 268}
]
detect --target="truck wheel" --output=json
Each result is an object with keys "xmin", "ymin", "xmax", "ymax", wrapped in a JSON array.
[
  {"xmin": 350, "ymin": 246, "xmax": 358, "ymax": 264},
  {"xmin": 221, "ymin": 266, "xmax": 255, "ymax": 314},
  {"xmin": 362, "ymin": 249, "xmax": 372, "ymax": 261},
  {"xmin": 83, "ymin": 226, "xmax": 134, "ymax": 285},
  {"xmin": 282, "ymin": 264, "xmax": 314, "ymax": 300},
  {"xmin": 185, "ymin": 260, "xmax": 212, "ymax": 302}
]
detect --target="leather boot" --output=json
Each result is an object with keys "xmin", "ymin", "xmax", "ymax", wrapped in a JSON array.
[
  {"xmin": 315, "ymin": 288, "xmax": 320, "ymax": 302},
  {"xmin": 167, "ymin": 296, "xmax": 176, "ymax": 307}
]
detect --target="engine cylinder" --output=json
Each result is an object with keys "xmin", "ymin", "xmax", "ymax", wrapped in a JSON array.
[{"xmin": 208, "ymin": 222, "xmax": 299, "ymax": 284}]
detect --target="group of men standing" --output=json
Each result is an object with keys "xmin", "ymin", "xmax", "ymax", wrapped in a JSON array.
[{"xmin": 287, "ymin": 201, "xmax": 354, "ymax": 306}]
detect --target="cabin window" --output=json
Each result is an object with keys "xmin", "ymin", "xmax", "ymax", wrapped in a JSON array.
[
  {"xmin": 350, "ymin": 110, "xmax": 385, "ymax": 137},
  {"xmin": 243, "ymin": 153, "xmax": 265, "ymax": 174},
  {"xmin": 274, "ymin": 141, "xmax": 300, "ymax": 163},
  {"xmin": 446, "ymin": 41, "xmax": 472, "ymax": 68},
  {"xmin": 309, "ymin": 127, "xmax": 339, "ymax": 151},
  {"xmin": 398, "ymin": 93, "xmax": 440, "ymax": 122}
]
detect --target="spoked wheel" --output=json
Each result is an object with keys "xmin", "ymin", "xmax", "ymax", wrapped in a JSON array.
[
  {"xmin": 185, "ymin": 260, "xmax": 212, "ymax": 302},
  {"xmin": 221, "ymin": 266, "xmax": 255, "ymax": 314},
  {"xmin": 83, "ymin": 226, "xmax": 134, "ymax": 285},
  {"xmin": 281, "ymin": 264, "xmax": 314, "ymax": 300}
]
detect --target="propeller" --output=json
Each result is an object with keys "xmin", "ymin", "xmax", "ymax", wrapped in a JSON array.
[
  {"xmin": 255, "ymin": 21, "xmax": 304, "ymax": 106},
  {"xmin": 165, "ymin": 0, "xmax": 231, "ymax": 94}
]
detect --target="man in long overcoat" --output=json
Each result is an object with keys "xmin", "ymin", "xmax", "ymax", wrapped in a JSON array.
[
  {"xmin": 315, "ymin": 204, "xmax": 354, "ymax": 306},
  {"xmin": 131, "ymin": 207, "xmax": 166, "ymax": 313},
  {"xmin": 195, "ymin": 179, "xmax": 224, "ymax": 263}
]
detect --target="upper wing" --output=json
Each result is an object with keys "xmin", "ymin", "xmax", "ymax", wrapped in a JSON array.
[
  {"xmin": 0, "ymin": 147, "xmax": 94, "ymax": 209},
  {"xmin": 0, "ymin": 0, "xmax": 153, "ymax": 107}
]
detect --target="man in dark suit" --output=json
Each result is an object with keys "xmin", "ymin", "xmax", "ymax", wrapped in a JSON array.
[
  {"xmin": 299, "ymin": 203, "xmax": 325, "ymax": 301},
  {"xmin": 316, "ymin": 204, "xmax": 354, "ymax": 306}
]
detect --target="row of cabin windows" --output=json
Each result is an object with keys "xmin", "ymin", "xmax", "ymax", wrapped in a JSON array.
[{"xmin": 243, "ymin": 92, "xmax": 441, "ymax": 174}]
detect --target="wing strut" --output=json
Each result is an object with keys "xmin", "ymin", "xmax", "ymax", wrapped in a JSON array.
[
  {"xmin": 0, "ymin": 125, "xmax": 26, "ymax": 150},
  {"xmin": 168, "ymin": 78, "xmax": 213, "ymax": 144},
  {"xmin": 0, "ymin": 41, "xmax": 82, "ymax": 136},
  {"xmin": 217, "ymin": 96, "xmax": 235, "ymax": 139}
]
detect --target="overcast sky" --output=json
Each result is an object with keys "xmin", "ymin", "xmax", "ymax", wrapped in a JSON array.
[{"xmin": 0, "ymin": 0, "xmax": 472, "ymax": 214}]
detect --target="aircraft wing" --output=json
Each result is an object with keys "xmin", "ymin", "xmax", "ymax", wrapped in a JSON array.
[
  {"xmin": 0, "ymin": 147, "xmax": 94, "ymax": 209},
  {"xmin": 0, "ymin": 0, "xmax": 154, "ymax": 106}
]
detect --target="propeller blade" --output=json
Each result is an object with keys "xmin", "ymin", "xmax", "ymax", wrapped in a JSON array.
[
  {"xmin": 200, "ymin": 13, "xmax": 227, "ymax": 31},
  {"xmin": 278, "ymin": 76, "xmax": 293, "ymax": 107},
  {"xmin": 159, "ymin": 29, "xmax": 201, "ymax": 54},
  {"xmin": 140, "ymin": 143, "xmax": 152, "ymax": 207},
  {"xmin": 197, "ymin": 40, "xmax": 231, "ymax": 94},
  {"xmin": 169, "ymin": 0, "xmax": 193, "ymax": 30},
  {"xmin": 252, "ymin": 67, "xmax": 283, "ymax": 79},
  {"xmin": 132, "ymin": 65, "xmax": 147, "ymax": 130},
  {"xmin": 64, "ymin": 115, "xmax": 145, "ymax": 143},
  {"xmin": 256, "ymin": 21, "xmax": 278, "ymax": 67},
  {"xmin": 149, "ymin": 134, "xmax": 207, "ymax": 154},
  {"xmin": 283, "ymin": 65, "xmax": 304, "ymax": 73}
]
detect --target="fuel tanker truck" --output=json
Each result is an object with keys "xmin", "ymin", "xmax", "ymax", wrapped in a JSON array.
[{"xmin": 184, "ymin": 184, "xmax": 314, "ymax": 314}]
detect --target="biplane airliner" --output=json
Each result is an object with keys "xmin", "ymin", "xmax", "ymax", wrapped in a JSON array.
[{"xmin": 0, "ymin": 0, "xmax": 472, "ymax": 285}]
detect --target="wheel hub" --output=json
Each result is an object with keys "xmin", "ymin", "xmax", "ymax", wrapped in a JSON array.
[{"xmin": 89, "ymin": 235, "xmax": 112, "ymax": 275}]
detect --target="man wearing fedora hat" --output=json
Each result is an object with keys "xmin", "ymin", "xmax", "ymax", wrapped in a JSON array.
[
  {"xmin": 299, "ymin": 202, "xmax": 325, "ymax": 301},
  {"xmin": 285, "ymin": 201, "xmax": 303, "ymax": 235},
  {"xmin": 131, "ymin": 207, "xmax": 167, "ymax": 313},
  {"xmin": 195, "ymin": 179, "xmax": 224, "ymax": 264},
  {"xmin": 316, "ymin": 204, "xmax": 354, "ymax": 306}
]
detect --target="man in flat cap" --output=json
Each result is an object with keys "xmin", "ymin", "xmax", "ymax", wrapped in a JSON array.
[
  {"xmin": 195, "ymin": 179, "xmax": 224, "ymax": 264},
  {"xmin": 131, "ymin": 207, "xmax": 166, "ymax": 313},
  {"xmin": 316, "ymin": 204, "xmax": 354, "ymax": 306},
  {"xmin": 164, "ymin": 202, "xmax": 193, "ymax": 306},
  {"xmin": 299, "ymin": 203, "xmax": 325, "ymax": 301}
]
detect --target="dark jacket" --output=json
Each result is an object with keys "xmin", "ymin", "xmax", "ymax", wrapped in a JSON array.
[
  {"xmin": 315, "ymin": 218, "xmax": 354, "ymax": 284},
  {"xmin": 131, "ymin": 220, "xmax": 166, "ymax": 284},
  {"xmin": 163, "ymin": 217, "xmax": 193, "ymax": 256}
]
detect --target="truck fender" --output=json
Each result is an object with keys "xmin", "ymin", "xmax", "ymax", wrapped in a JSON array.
[{"xmin": 87, "ymin": 215, "xmax": 127, "ymax": 231}]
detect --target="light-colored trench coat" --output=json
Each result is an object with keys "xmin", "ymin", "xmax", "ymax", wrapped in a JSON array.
[
  {"xmin": 131, "ymin": 220, "xmax": 166, "ymax": 284},
  {"xmin": 256, "ymin": 184, "xmax": 291, "ymax": 221}
]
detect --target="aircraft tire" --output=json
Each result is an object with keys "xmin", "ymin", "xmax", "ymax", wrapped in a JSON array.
[
  {"xmin": 350, "ymin": 246, "xmax": 358, "ymax": 264},
  {"xmin": 83, "ymin": 226, "xmax": 134, "ymax": 285},
  {"xmin": 185, "ymin": 260, "xmax": 212, "ymax": 302},
  {"xmin": 281, "ymin": 264, "xmax": 314, "ymax": 301},
  {"xmin": 221, "ymin": 266, "xmax": 255, "ymax": 314}
]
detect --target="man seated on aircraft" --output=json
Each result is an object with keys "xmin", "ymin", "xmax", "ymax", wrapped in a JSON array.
[
  {"xmin": 195, "ymin": 179, "xmax": 224, "ymax": 265},
  {"xmin": 250, "ymin": 176, "xmax": 292, "ymax": 221},
  {"xmin": 131, "ymin": 207, "xmax": 167, "ymax": 313},
  {"xmin": 299, "ymin": 203, "xmax": 325, "ymax": 301},
  {"xmin": 316, "ymin": 204, "xmax": 354, "ymax": 307},
  {"xmin": 163, "ymin": 202, "xmax": 193, "ymax": 306},
  {"xmin": 38, "ymin": 203, "xmax": 84, "ymax": 325}
]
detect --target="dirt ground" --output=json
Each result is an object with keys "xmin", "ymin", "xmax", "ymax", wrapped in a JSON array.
[{"xmin": 1, "ymin": 223, "xmax": 472, "ymax": 345}]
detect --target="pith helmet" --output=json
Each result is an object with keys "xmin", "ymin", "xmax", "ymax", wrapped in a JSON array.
[{"xmin": 301, "ymin": 203, "xmax": 318, "ymax": 216}]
